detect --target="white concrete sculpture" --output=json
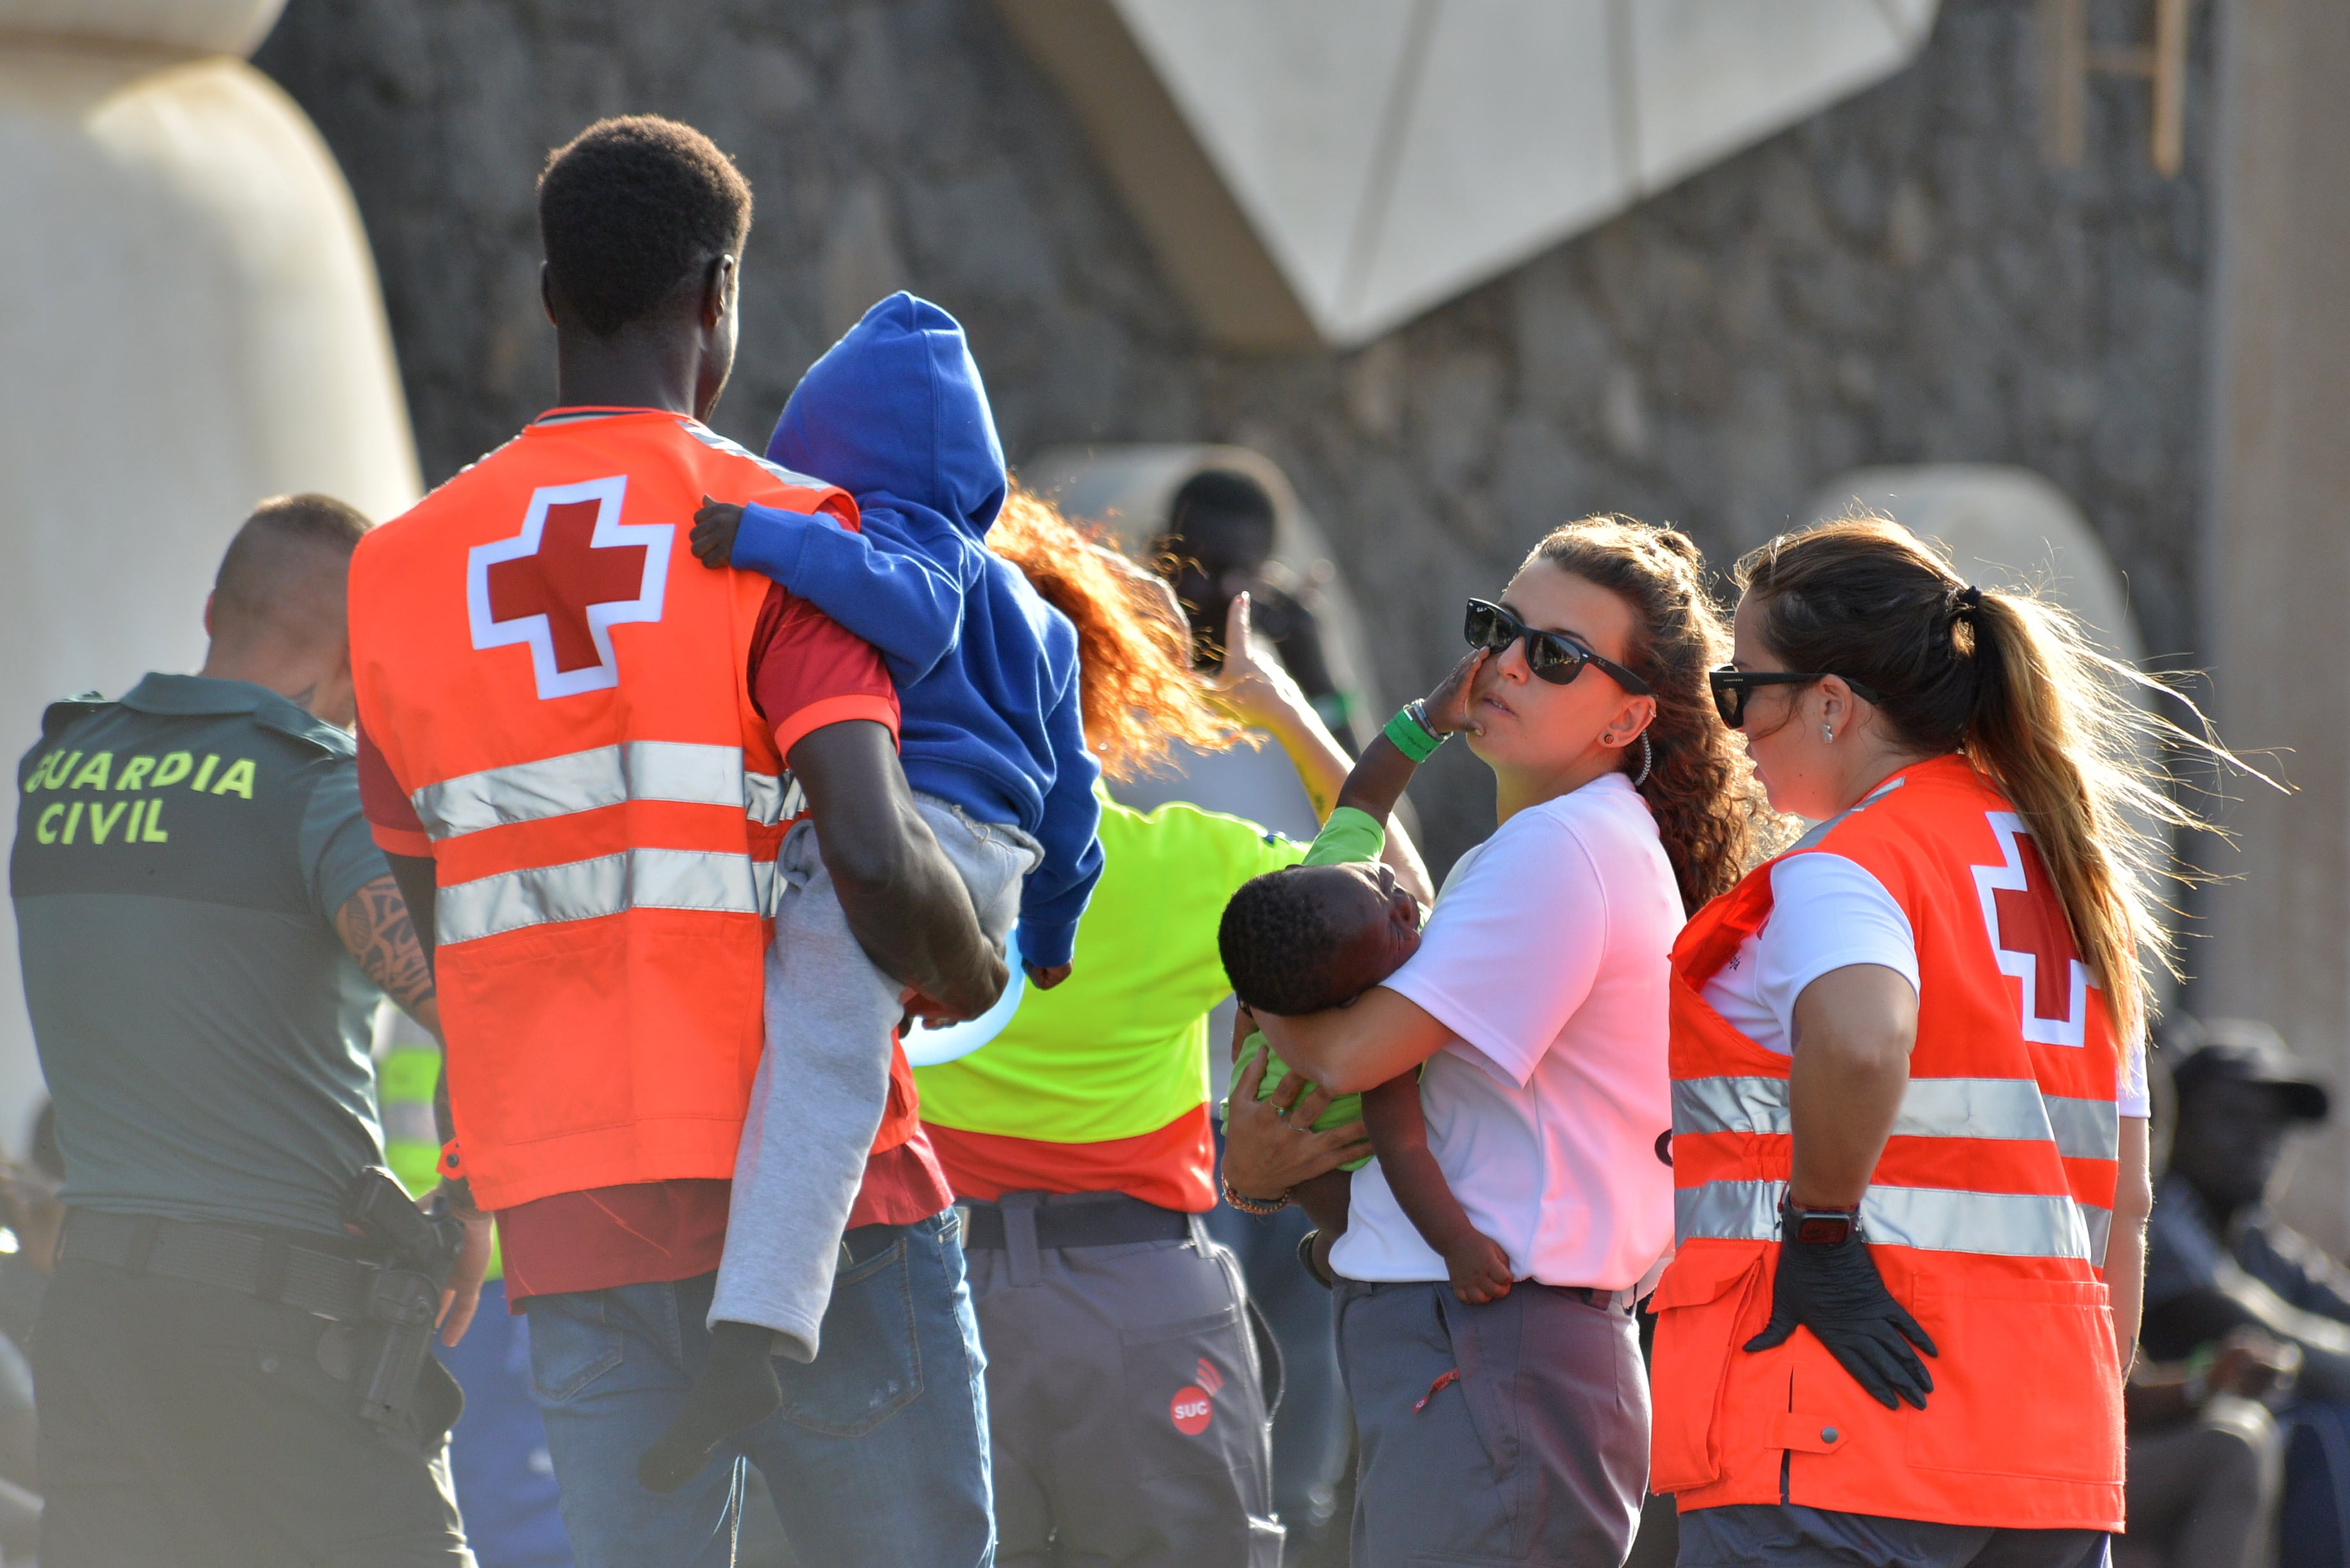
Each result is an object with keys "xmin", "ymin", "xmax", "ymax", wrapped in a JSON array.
[
  {"xmin": 0, "ymin": 0, "xmax": 421, "ymax": 1148},
  {"xmin": 999, "ymin": 0, "xmax": 1939, "ymax": 346}
]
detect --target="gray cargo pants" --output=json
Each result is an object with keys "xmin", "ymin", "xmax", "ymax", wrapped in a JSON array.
[
  {"xmin": 712, "ymin": 795, "xmax": 1038, "ymax": 1359},
  {"xmin": 1336, "ymin": 1277, "xmax": 1650, "ymax": 1568},
  {"xmin": 967, "ymin": 1192, "xmax": 1285, "ymax": 1568}
]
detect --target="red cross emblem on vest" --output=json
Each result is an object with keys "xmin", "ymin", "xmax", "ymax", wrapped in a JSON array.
[
  {"xmin": 1971, "ymin": 811, "xmax": 2091, "ymax": 1047},
  {"xmin": 467, "ymin": 476, "xmax": 672, "ymax": 700}
]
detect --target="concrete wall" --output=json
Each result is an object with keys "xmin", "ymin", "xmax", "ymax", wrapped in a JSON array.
[
  {"xmin": 255, "ymin": 0, "xmax": 2218, "ymax": 879},
  {"xmin": 2195, "ymin": 0, "xmax": 2350, "ymax": 1248}
]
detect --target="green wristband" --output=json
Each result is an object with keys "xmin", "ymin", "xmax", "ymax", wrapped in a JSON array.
[{"xmin": 1384, "ymin": 702, "xmax": 1444, "ymax": 763}]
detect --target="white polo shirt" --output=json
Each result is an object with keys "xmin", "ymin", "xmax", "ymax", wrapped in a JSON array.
[{"xmin": 1330, "ymin": 772, "xmax": 1681, "ymax": 1290}]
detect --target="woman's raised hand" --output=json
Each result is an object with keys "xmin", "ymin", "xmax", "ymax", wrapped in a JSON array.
[
  {"xmin": 1206, "ymin": 592, "xmax": 1315, "ymax": 735},
  {"xmin": 1422, "ymin": 648, "xmax": 1489, "ymax": 737}
]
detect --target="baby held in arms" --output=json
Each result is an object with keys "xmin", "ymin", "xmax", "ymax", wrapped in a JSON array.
[{"xmin": 1218, "ymin": 737, "xmax": 1513, "ymax": 1305}]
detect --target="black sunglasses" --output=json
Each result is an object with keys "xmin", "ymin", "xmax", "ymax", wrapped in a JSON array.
[
  {"xmin": 1708, "ymin": 666, "xmax": 1881, "ymax": 729},
  {"xmin": 1464, "ymin": 599, "xmax": 1652, "ymax": 694}
]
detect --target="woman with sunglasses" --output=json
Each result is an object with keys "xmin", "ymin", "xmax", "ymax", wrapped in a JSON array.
[
  {"xmin": 1649, "ymin": 516, "xmax": 2197, "ymax": 1568},
  {"xmin": 1236, "ymin": 517, "xmax": 1766, "ymax": 1568}
]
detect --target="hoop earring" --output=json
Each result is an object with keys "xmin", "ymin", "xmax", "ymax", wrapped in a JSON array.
[
  {"xmin": 1821, "ymin": 724, "xmax": 1834, "ymax": 744},
  {"xmin": 1630, "ymin": 733, "xmax": 1653, "ymax": 789}
]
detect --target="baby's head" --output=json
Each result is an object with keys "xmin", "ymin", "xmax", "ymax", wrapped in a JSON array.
[{"xmin": 1219, "ymin": 861, "xmax": 1423, "ymax": 1016}]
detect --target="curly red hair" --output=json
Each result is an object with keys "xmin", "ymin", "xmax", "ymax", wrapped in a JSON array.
[{"xmin": 990, "ymin": 485, "xmax": 1242, "ymax": 781}]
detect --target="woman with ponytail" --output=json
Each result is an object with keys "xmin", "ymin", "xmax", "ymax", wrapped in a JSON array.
[
  {"xmin": 1652, "ymin": 516, "xmax": 2182, "ymax": 1567},
  {"xmin": 1238, "ymin": 516, "xmax": 1764, "ymax": 1568}
]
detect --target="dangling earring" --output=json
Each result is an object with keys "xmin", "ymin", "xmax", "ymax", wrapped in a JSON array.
[
  {"xmin": 1630, "ymin": 732, "xmax": 1653, "ymax": 788},
  {"xmin": 1821, "ymin": 724, "xmax": 1834, "ymax": 744}
]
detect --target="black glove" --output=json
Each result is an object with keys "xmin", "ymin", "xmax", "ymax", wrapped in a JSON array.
[{"xmin": 1744, "ymin": 1207, "xmax": 1938, "ymax": 1410}]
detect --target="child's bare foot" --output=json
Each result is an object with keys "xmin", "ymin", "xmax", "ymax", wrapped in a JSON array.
[
  {"xmin": 1445, "ymin": 1233, "xmax": 1513, "ymax": 1304},
  {"xmin": 690, "ymin": 497, "xmax": 743, "ymax": 568}
]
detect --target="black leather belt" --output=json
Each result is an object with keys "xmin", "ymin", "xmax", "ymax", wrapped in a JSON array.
[
  {"xmin": 61, "ymin": 1208, "xmax": 381, "ymax": 1321},
  {"xmin": 959, "ymin": 1195, "xmax": 1191, "ymax": 1251}
]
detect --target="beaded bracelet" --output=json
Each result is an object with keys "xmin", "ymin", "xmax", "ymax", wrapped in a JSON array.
[
  {"xmin": 1221, "ymin": 1177, "xmax": 1291, "ymax": 1216},
  {"xmin": 1383, "ymin": 700, "xmax": 1445, "ymax": 763}
]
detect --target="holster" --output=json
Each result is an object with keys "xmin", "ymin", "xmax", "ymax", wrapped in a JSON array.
[{"xmin": 57, "ymin": 1206, "xmax": 462, "ymax": 1438}]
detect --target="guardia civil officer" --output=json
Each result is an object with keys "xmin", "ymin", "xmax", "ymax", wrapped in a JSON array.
[{"xmin": 11, "ymin": 495, "xmax": 489, "ymax": 1567}]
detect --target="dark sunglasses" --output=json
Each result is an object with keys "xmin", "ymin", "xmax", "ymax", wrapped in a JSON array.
[
  {"xmin": 1464, "ymin": 599, "xmax": 1651, "ymax": 693},
  {"xmin": 1708, "ymin": 666, "xmax": 1881, "ymax": 729}
]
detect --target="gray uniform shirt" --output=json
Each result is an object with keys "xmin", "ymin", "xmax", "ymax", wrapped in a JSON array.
[{"xmin": 9, "ymin": 674, "xmax": 391, "ymax": 1236}]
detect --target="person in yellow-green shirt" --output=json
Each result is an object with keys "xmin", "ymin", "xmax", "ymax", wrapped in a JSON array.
[{"xmin": 912, "ymin": 493, "xmax": 1427, "ymax": 1568}]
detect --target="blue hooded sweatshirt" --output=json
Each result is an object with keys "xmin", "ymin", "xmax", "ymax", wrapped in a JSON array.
[{"xmin": 729, "ymin": 293, "xmax": 1102, "ymax": 968}]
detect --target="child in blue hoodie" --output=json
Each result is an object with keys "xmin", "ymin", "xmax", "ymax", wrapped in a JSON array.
[{"xmin": 639, "ymin": 294, "xmax": 1102, "ymax": 1490}]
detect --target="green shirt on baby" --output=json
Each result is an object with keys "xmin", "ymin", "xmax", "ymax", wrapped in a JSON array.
[{"xmin": 1223, "ymin": 804, "xmax": 1386, "ymax": 1170}]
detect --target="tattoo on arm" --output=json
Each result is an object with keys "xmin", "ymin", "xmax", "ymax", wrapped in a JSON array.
[{"xmin": 336, "ymin": 873, "xmax": 439, "ymax": 1035}]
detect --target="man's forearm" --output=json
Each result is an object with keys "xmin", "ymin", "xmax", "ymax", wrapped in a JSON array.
[
  {"xmin": 336, "ymin": 873, "xmax": 439, "ymax": 1035},
  {"xmin": 789, "ymin": 720, "xmax": 1007, "ymax": 1019},
  {"xmin": 825, "ymin": 795, "xmax": 1003, "ymax": 1016}
]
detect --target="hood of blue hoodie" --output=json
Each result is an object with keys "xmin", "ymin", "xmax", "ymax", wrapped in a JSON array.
[{"xmin": 766, "ymin": 292, "xmax": 1008, "ymax": 539}]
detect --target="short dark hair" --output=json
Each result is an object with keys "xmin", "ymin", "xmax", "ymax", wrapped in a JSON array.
[
  {"xmin": 212, "ymin": 493, "xmax": 370, "ymax": 641},
  {"xmin": 1169, "ymin": 469, "xmax": 1275, "ymax": 543},
  {"xmin": 539, "ymin": 116, "xmax": 752, "ymax": 336},
  {"xmin": 1220, "ymin": 868, "xmax": 1357, "ymax": 1017}
]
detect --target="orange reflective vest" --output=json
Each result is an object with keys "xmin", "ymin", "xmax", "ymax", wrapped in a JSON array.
[
  {"xmin": 1649, "ymin": 755, "xmax": 2125, "ymax": 1532},
  {"xmin": 349, "ymin": 407, "xmax": 911, "ymax": 1211}
]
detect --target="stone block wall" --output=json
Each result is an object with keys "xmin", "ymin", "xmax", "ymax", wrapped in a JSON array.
[{"xmin": 257, "ymin": 0, "xmax": 2215, "ymax": 876}]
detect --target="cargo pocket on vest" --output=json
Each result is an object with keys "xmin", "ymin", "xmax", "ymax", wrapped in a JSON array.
[
  {"xmin": 1904, "ymin": 1276, "xmax": 2123, "ymax": 1484},
  {"xmin": 1647, "ymin": 1251, "xmax": 1766, "ymax": 1493}
]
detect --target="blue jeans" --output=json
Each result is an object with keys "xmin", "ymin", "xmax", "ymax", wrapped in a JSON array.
[{"xmin": 524, "ymin": 1210, "xmax": 994, "ymax": 1568}]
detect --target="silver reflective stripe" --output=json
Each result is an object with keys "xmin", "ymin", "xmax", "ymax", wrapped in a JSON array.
[
  {"xmin": 1865, "ymin": 1185, "xmax": 2095, "ymax": 1260},
  {"xmin": 1676, "ymin": 1178, "xmax": 1786, "ymax": 1246},
  {"xmin": 1676, "ymin": 1074, "xmax": 2115, "ymax": 1154},
  {"xmin": 413, "ymin": 743, "xmax": 787, "ymax": 839},
  {"xmin": 1676, "ymin": 1179, "xmax": 2104, "ymax": 1263},
  {"xmin": 1673, "ymin": 1075, "xmax": 1790, "ymax": 1136},
  {"xmin": 437, "ymin": 847, "xmax": 773, "ymax": 946},
  {"xmin": 2080, "ymin": 1203, "xmax": 2114, "ymax": 1268},
  {"xmin": 2045, "ymin": 1095, "xmax": 2121, "ymax": 1162},
  {"xmin": 1894, "ymin": 1078, "xmax": 2055, "ymax": 1143}
]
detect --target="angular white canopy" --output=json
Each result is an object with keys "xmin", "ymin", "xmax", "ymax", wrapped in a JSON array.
[{"xmin": 999, "ymin": 0, "xmax": 1939, "ymax": 347}]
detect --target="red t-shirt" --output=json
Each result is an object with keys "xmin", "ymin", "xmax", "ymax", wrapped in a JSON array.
[{"xmin": 360, "ymin": 575, "xmax": 953, "ymax": 1303}]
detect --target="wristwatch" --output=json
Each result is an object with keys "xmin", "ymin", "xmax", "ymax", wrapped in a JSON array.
[{"xmin": 1783, "ymin": 1198, "xmax": 1861, "ymax": 1246}]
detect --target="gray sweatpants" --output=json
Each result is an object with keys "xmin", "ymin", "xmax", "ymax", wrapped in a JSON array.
[
  {"xmin": 1335, "ymin": 1277, "xmax": 1650, "ymax": 1568},
  {"xmin": 710, "ymin": 795, "xmax": 1038, "ymax": 1358},
  {"xmin": 966, "ymin": 1193, "xmax": 1285, "ymax": 1568}
]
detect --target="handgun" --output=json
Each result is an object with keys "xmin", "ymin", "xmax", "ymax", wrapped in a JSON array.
[{"xmin": 342, "ymin": 1165, "xmax": 464, "ymax": 1433}]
